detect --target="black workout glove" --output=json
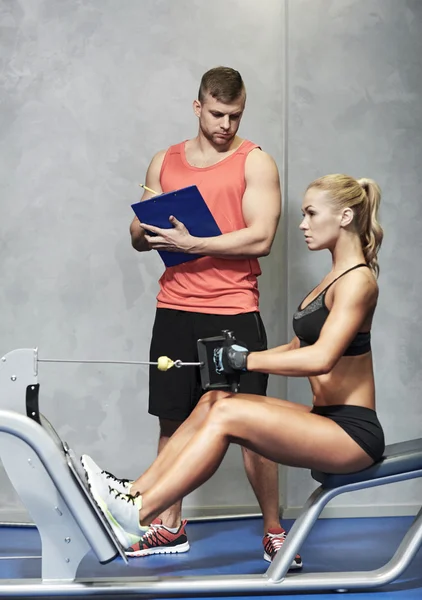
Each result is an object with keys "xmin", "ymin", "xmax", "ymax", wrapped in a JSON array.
[{"xmin": 213, "ymin": 341, "xmax": 250, "ymax": 375}]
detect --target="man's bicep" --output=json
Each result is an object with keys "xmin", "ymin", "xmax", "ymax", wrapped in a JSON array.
[
  {"xmin": 141, "ymin": 150, "xmax": 166, "ymax": 201},
  {"xmin": 242, "ymin": 151, "xmax": 281, "ymax": 230}
]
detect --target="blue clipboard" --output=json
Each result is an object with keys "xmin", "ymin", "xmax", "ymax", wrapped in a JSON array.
[{"xmin": 131, "ymin": 185, "xmax": 222, "ymax": 267}]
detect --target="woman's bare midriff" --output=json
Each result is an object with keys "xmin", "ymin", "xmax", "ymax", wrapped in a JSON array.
[{"xmin": 309, "ymin": 352, "xmax": 375, "ymax": 409}]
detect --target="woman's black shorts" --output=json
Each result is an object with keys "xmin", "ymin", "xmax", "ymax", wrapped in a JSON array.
[{"xmin": 311, "ymin": 404, "xmax": 385, "ymax": 463}]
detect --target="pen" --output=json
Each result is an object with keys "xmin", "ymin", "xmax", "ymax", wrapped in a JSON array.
[{"xmin": 139, "ymin": 184, "xmax": 159, "ymax": 196}]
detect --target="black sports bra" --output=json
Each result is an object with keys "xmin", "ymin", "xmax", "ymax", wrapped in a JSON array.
[{"xmin": 292, "ymin": 264, "xmax": 371, "ymax": 357}]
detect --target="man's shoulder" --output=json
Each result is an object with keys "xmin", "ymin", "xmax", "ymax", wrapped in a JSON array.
[
  {"xmin": 243, "ymin": 146, "xmax": 280, "ymax": 187},
  {"xmin": 151, "ymin": 140, "xmax": 186, "ymax": 163},
  {"xmin": 245, "ymin": 146, "xmax": 277, "ymax": 169},
  {"xmin": 148, "ymin": 149, "xmax": 167, "ymax": 169}
]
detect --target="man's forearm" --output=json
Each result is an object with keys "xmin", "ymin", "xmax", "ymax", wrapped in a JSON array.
[{"xmin": 192, "ymin": 227, "xmax": 272, "ymax": 259}]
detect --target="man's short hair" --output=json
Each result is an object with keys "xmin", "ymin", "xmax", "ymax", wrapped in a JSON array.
[{"xmin": 198, "ymin": 66, "xmax": 246, "ymax": 104}]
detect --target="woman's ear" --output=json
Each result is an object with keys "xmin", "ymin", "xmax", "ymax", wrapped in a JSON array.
[{"xmin": 341, "ymin": 207, "xmax": 354, "ymax": 228}]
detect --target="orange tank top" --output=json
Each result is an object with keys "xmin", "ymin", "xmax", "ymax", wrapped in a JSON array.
[{"xmin": 156, "ymin": 139, "xmax": 262, "ymax": 314}]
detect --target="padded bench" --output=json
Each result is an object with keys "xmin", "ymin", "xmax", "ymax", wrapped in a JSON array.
[
  {"xmin": 312, "ymin": 438, "xmax": 422, "ymax": 488},
  {"xmin": 267, "ymin": 437, "xmax": 422, "ymax": 584}
]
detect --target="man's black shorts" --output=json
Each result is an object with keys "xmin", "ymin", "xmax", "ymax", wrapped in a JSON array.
[{"xmin": 149, "ymin": 308, "xmax": 268, "ymax": 421}]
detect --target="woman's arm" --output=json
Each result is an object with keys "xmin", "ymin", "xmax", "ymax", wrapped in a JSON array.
[
  {"xmin": 263, "ymin": 336, "xmax": 300, "ymax": 355},
  {"xmin": 247, "ymin": 271, "xmax": 378, "ymax": 377}
]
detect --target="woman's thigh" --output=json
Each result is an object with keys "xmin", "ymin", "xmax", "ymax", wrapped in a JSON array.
[
  {"xmin": 211, "ymin": 394, "xmax": 373, "ymax": 474},
  {"xmin": 201, "ymin": 390, "xmax": 312, "ymax": 412}
]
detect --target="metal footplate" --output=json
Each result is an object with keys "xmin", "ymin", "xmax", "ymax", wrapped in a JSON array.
[{"xmin": 0, "ymin": 409, "xmax": 127, "ymax": 582}]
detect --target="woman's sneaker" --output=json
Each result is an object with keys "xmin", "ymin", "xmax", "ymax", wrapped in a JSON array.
[
  {"xmin": 81, "ymin": 454, "xmax": 133, "ymax": 502},
  {"xmin": 99, "ymin": 487, "xmax": 145, "ymax": 549},
  {"xmin": 126, "ymin": 518, "xmax": 190, "ymax": 557},
  {"xmin": 263, "ymin": 529, "xmax": 303, "ymax": 569}
]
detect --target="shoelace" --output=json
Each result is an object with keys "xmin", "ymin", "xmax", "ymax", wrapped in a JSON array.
[
  {"xmin": 138, "ymin": 522, "xmax": 176, "ymax": 548},
  {"xmin": 102, "ymin": 470, "xmax": 130, "ymax": 484},
  {"xmin": 266, "ymin": 532, "xmax": 286, "ymax": 552},
  {"xmin": 142, "ymin": 523, "xmax": 163, "ymax": 541},
  {"xmin": 109, "ymin": 487, "xmax": 139, "ymax": 505}
]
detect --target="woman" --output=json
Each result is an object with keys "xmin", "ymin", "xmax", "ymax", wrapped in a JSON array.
[{"xmin": 84, "ymin": 173, "xmax": 385, "ymax": 554}]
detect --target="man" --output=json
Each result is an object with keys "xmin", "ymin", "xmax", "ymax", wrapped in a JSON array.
[{"xmin": 82, "ymin": 66, "xmax": 301, "ymax": 569}]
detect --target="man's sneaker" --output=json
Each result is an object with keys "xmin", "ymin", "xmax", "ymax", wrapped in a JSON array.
[
  {"xmin": 100, "ymin": 487, "xmax": 146, "ymax": 549},
  {"xmin": 126, "ymin": 518, "xmax": 190, "ymax": 557},
  {"xmin": 81, "ymin": 454, "xmax": 133, "ymax": 501},
  {"xmin": 263, "ymin": 529, "xmax": 303, "ymax": 569}
]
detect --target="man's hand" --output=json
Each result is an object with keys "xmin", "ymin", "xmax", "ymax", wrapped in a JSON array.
[
  {"xmin": 213, "ymin": 341, "xmax": 250, "ymax": 375},
  {"xmin": 141, "ymin": 216, "xmax": 198, "ymax": 253}
]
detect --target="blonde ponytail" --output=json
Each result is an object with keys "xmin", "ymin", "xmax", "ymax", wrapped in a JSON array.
[{"xmin": 357, "ymin": 178, "xmax": 383, "ymax": 277}]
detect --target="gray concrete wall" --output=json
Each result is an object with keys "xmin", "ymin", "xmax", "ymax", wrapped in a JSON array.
[
  {"xmin": 0, "ymin": 0, "xmax": 285, "ymax": 521},
  {"xmin": 1, "ymin": 0, "xmax": 421, "ymax": 522}
]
